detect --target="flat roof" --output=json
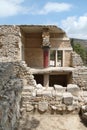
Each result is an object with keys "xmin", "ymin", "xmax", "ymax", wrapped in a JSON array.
[{"xmin": 20, "ymin": 25, "xmax": 65, "ymax": 34}]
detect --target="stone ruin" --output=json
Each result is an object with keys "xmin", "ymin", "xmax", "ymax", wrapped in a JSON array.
[{"xmin": 0, "ymin": 25, "xmax": 87, "ymax": 130}]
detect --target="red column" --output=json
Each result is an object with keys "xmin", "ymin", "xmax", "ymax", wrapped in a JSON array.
[{"xmin": 43, "ymin": 48, "xmax": 49, "ymax": 68}]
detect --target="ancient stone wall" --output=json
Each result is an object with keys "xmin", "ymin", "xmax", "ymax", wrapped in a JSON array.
[
  {"xmin": 71, "ymin": 51, "xmax": 83, "ymax": 67},
  {"xmin": 0, "ymin": 62, "xmax": 22, "ymax": 130},
  {"xmin": 0, "ymin": 59, "xmax": 37, "ymax": 130},
  {"xmin": 0, "ymin": 25, "xmax": 21, "ymax": 61},
  {"xmin": 72, "ymin": 67, "xmax": 87, "ymax": 90}
]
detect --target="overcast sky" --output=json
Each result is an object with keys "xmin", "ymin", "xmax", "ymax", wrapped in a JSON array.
[{"xmin": 0, "ymin": 0, "xmax": 87, "ymax": 39}]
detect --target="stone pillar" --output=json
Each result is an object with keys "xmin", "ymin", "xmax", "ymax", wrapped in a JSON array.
[{"xmin": 44, "ymin": 74, "xmax": 49, "ymax": 87}]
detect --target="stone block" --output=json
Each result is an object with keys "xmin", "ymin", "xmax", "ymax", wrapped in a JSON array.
[
  {"xmin": 46, "ymin": 87, "xmax": 54, "ymax": 91},
  {"xmin": 32, "ymin": 90, "xmax": 36, "ymax": 97},
  {"xmin": 38, "ymin": 101, "xmax": 48, "ymax": 112},
  {"xmin": 51, "ymin": 105, "xmax": 57, "ymax": 110},
  {"xmin": 52, "ymin": 91, "xmax": 63, "ymax": 101},
  {"xmin": 42, "ymin": 90, "xmax": 52, "ymax": 97},
  {"xmin": 23, "ymin": 86, "xmax": 34, "ymax": 92},
  {"xmin": 67, "ymin": 105, "xmax": 74, "ymax": 112},
  {"xmin": 81, "ymin": 105, "xmax": 87, "ymax": 113},
  {"xmin": 54, "ymin": 84, "xmax": 66, "ymax": 93},
  {"xmin": 36, "ymin": 84, "xmax": 43, "ymax": 89},
  {"xmin": 67, "ymin": 84, "xmax": 80, "ymax": 96},
  {"xmin": 57, "ymin": 104, "xmax": 66, "ymax": 111},
  {"xmin": 36, "ymin": 89, "xmax": 43, "ymax": 96},
  {"xmin": 26, "ymin": 104, "xmax": 34, "ymax": 112},
  {"xmin": 63, "ymin": 92, "xmax": 73, "ymax": 105}
]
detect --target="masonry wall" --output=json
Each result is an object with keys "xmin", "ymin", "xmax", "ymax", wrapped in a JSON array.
[
  {"xmin": 65, "ymin": 51, "xmax": 72, "ymax": 67},
  {"xmin": 72, "ymin": 67, "xmax": 87, "ymax": 89},
  {"xmin": 23, "ymin": 33, "xmax": 43, "ymax": 68},
  {"xmin": 0, "ymin": 62, "xmax": 22, "ymax": 130},
  {"xmin": 0, "ymin": 25, "xmax": 22, "ymax": 61},
  {"xmin": 50, "ymin": 39, "xmax": 71, "ymax": 48}
]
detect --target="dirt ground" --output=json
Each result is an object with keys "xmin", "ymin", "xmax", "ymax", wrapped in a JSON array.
[{"xmin": 19, "ymin": 114, "xmax": 87, "ymax": 130}]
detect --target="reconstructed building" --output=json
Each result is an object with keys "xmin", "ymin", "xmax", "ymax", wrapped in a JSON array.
[{"xmin": 0, "ymin": 25, "xmax": 87, "ymax": 130}]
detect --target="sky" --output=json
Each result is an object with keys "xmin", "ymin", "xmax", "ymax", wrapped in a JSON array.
[{"xmin": 0, "ymin": 0, "xmax": 87, "ymax": 39}]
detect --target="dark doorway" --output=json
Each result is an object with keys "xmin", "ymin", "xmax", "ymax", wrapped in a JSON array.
[
  {"xmin": 34, "ymin": 74, "xmax": 44, "ymax": 85},
  {"xmin": 49, "ymin": 74, "xmax": 68, "ymax": 87}
]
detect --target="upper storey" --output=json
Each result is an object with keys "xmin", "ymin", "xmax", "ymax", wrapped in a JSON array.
[{"xmin": 20, "ymin": 25, "xmax": 72, "ymax": 68}]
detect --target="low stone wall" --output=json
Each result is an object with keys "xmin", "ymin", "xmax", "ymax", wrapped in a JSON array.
[{"xmin": 21, "ymin": 84, "xmax": 86, "ymax": 116}]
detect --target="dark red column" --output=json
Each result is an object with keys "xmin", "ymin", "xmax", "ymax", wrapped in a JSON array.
[{"xmin": 43, "ymin": 48, "xmax": 49, "ymax": 68}]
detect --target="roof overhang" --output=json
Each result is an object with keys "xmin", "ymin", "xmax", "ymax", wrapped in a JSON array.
[{"xmin": 20, "ymin": 25, "xmax": 65, "ymax": 34}]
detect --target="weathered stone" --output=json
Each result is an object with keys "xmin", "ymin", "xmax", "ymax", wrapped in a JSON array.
[
  {"xmin": 32, "ymin": 90, "xmax": 36, "ymax": 97},
  {"xmin": 23, "ymin": 86, "xmax": 34, "ymax": 92},
  {"xmin": 57, "ymin": 104, "xmax": 66, "ymax": 111},
  {"xmin": 52, "ymin": 91, "xmax": 63, "ymax": 101},
  {"xmin": 36, "ymin": 89, "xmax": 43, "ymax": 96},
  {"xmin": 36, "ymin": 84, "xmax": 43, "ymax": 89},
  {"xmin": 67, "ymin": 105, "xmax": 74, "ymax": 112},
  {"xmin": 42, "ymin": 90, "xmax": 52, "ymax": 97},
  {"xmin": 26, "ymin": 104, "xmax": 34, "ymax": 112},
  {"xmin": 81, "ymin": 105, "xmax": 87, "ymax": 113},
  {"xmin": 38, "ymin": 101, "xmax": 48, "ymax": 112},
  {"xmin": 54, "ymin": 85, "xmax": 66, "ymax": 93},
  {"xmin": 67, "ymin": 84, "xmax": 80, "ymax": 96},
  {"xmin": 63, "ymin": 92, "xmax": 73, "ymax": 105},
  {"xmin": 51, "ymin": 105, "xmax": 57, "ymax": 110}
]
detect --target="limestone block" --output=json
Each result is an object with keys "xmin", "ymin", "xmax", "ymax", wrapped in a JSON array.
[
  {"xmin": 32, "ymin": 90, "xmax": 36, "ymax": 97},
  {"xmin": 42, "ymin": 90, "xmax": 52, "ymax": 97},
  {"xmin": 38, "ymin": 101, "xmax": 48, "ymax": 112},
  {"xmin": 36, "ymin": 89, "xmax": 43, "ymax": 96},
  {"xmin": 36, "ymin": 84, "xmax": 43, "ymax": 89},
  {"xmin": 54, "ymin": 84, "xmax": 66, "ymax": 93},
  {"xmin": 67, "ymin": 105, "xmax": 74, "ymax": 112},
  {"xmin": 67, "ymin": 84, "xmax": 80, "ymax": 96},
  {"xmin": 57, "ymin": 104, "xmax": 66, "ymax": 111},
  {"xmin": 46, "ymin": 87, "xmax": 54, "ymax": 91},
  {"xmin": 57, "ymin": 105, "xmax": 63, "ymax": 111},
  {"xmin": 23, "ymin": 86, "xmax": 34, "ymax": 92},
  {"xmin": 26, "ymin": 104, "xmax": 34, "ymax": 112},
  {"xmin": 81, "ymin": 105, "xmax": 87, "ymax": 113},
  {"xmin": 52, "ymin": 91, "xmax": 63, "ymax": 101},
  {"xmin": 63, "ymin": 92, "xmax": 73, "ymax": 105},
  {"xmin": 51, "ymin": 105, "xmax": 57, "ymax": 110}
]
